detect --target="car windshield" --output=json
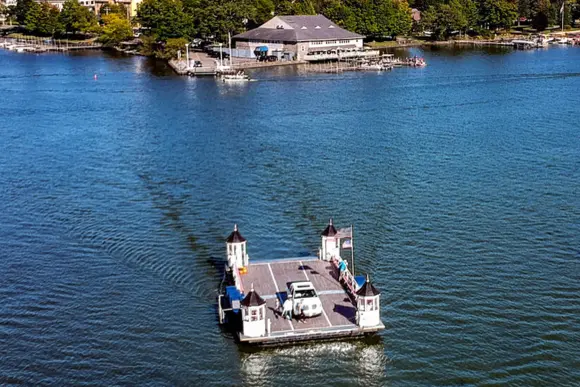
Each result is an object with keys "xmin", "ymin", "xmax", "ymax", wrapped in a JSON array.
[{"xmin": 294, "ymin": 289, "xmax": 317, "ymax": 299}]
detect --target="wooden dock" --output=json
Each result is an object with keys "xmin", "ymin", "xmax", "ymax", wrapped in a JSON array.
[
  {"xmin": 0, "ymin": 37, "xmax": 102, "ymax": 53},
  {"xmin": 233, "ymin": 257, "xmax": 384, "ymax": 346}
]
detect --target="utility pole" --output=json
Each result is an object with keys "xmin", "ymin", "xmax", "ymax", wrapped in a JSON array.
[{"xmin": 185, "ymin": 42, "xmax": 189, "ymax": 68}]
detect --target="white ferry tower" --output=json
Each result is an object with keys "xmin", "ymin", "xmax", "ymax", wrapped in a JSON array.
[{"xmin": 218, "ymin": 220, "xmax": 385, "ymax": 346}]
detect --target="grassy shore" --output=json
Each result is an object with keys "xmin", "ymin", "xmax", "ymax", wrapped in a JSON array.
[
  {"xmin": 367, "ymin": 29, "xmax": 580, "ymax": 49},
  {"xmin": 7, "ymin": 32, "xmax": 98, "ymax": 43}
]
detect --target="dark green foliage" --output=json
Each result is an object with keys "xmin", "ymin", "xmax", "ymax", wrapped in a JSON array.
[
  {"xmin": 137, "ymin": 0, "xmax": 190, "ymax": 41},
  {"xmin": 99, "ymin": 3, "xmax": 129, "ymax": 18},
  {"xmin": 99, "ymin": 14, "xmax": 133, "ymax": 45},
  {"xmin": 478, "ymin": 0, "xmax": 518, "ymax": 30},
  {"xmin": 25, "ymin": 2, "xmax": 63, "ymax": 36},
  {"xmin": 321, "ymin": 0, "xmax": 413, "ymax": 39},
  {"xmin": 60, "ymin": 0, "xmax": 99, "ymax": 34},
  {"xmin": 532, "ymin": 9, "xmax": 549, "ymax": 29},
  {"xmin": 15, "ymin": 0, "xmax": 580, "ymax": 45},
  {"xmin": 422, "ymin": 0, "xmax": 472, "ymax": 39},
  {"xmin": 15, "ymin": 0, "xmax": 34, "ymax": 24},
  {"xmin": 155, "ymin": 36, "xmax": 189, "ymax": 58}
]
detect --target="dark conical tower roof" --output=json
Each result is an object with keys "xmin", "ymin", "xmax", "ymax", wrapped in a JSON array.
[
  {"xmin": 321, "ymin": 218, "xmax": 337, "ymax": 237},
  {"xmin": 240, "ymin": 284, "xmax": 266, "ymax": 307},
  {"xmin": 356, "ymin": 274, "xmax": 381, "ymax": 297},
  {"xmin": 226, "ymin": 224, "xmax": 246, "ymax": 243}
]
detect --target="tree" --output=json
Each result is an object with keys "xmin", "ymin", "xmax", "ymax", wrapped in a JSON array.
[
  {"xmin": 274, "ymin": 0, "xmax": 316, "ymax": 15},
  {"xmin": 384, "ymin": 0, "xmax": 414, "ymax": 37},
  {"xmin": 15, "ymin": 0, "xmax": 34, "ymax": 24},
  {"xmin": 192, "ymin": 0, "xmax": 256, "ymax": 41},
  {"xmin": 251, "ymin": 0, "xmax": 275, "ymax": 27},
  {"xmin": 340, "ymin": 0, "xmax": 412, "ymax": 39},
  {"xmin": 322, "ymin": 1, "xmax": 358, "ymax": 32},
  {"xmin": 99, "ymin": 13, "xmax": 133, "ymax": 45},
  {"xmin": 99, "ymin": 3, "xmax": 129, "ymax": 19},
  {"xmin": 478, "ymin": 0, "xmax": 517, "ymax": 30},
  {"xmin": 421, "ymin": 0, "xmax": 472, "ymax": 39},
  {"xmin": 60, "ymin": 0, "xmax": 99, "ymax": 34},
  {"xmin": 0, "ymin": 4, "xmax": 7, "ymax": 22},
  {"xmin": 24, "ymin": 1, "xmax": 42, "ymax": 32},
  {"xmin": 137, "ymin": 0, "xmax": 190, "ymax": 41},
  {"xmin": 24, "ymin": 1, "xmax": 63, "ymax": 36},
  {"xmin": 156, "ymin": 36, "xmax": 188, "ymax": 58}
]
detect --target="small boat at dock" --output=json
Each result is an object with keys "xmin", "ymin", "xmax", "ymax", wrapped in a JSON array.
[
  {"xmin": 221, "ymin": 70, "xmax": 250, "ymax": 82},
  {"xmin": 406, "ymin": 56, "xmax": 427, "ymax": 67}
]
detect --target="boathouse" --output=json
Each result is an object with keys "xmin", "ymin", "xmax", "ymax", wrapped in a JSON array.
[{"xmin": 233, "ymin": 15, "xmax": 365, "ymax": 61}]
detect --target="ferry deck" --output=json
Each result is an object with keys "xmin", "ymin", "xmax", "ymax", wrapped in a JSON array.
[{"xmin": 236, "ymin": 256, "xmax": 383, "ymax": 345}]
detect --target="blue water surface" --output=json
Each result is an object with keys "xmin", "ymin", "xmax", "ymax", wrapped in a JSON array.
[{"xmin": 0, "ymin": 46, "xmax": 579, "ymax": 386}]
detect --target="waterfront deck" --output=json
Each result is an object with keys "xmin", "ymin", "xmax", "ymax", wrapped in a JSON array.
[{"xmin": 236, "ymin": 257, "xmax": 384, "ymax": 346}]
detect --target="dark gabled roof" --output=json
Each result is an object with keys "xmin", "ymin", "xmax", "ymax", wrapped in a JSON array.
[
  {"xmin": 234, "ymin": 15, "xmax": 364, "ymax": 43},
  {"xmin": 234, "ymin": 28, "xmax": 298, "ymax": 42},
  {"xmin": 226, "ymin": 224, "xmax": 246, "ymax": 243},
  {"xmin": 241, "ymin": 286, "xmax": 266, "ymax": 307},
  {"xmin": 321, "ymin": 218, "xmax": 337, "ymax": 237},
  {"xmin": 356, "ymin": 275, "xmax": 381, "ymax": 297}
]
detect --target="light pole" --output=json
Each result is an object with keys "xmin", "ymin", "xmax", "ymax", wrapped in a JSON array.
[{"xmin": 185, "ymin": 43, "xmax": 189, "ymax": 68}]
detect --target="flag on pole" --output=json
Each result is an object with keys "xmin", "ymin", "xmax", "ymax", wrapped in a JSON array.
[
  {"xmin": 560, "ymin": 2, "xmax": 565, "ymax": 14},
  {"xmin": 342, "ymin": 239, "xmax": 352, "ymax": 249},
  {"xmin": 336, "ymin": 227, "xmax": 352, "ymax": 239}
]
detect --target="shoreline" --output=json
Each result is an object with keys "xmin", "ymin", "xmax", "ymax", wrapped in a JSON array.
[{"xmin": 3, "ymin": 32, "xmax": 579, "ymax": 77}]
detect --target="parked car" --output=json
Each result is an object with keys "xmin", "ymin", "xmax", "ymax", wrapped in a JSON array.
[
  {"xmin": 287, "ymin": 281, "xmax": 322, "ymax": 318},
  {"xmin": 190, "ymin": 38, "xmax": 202, "ymax": 48}
]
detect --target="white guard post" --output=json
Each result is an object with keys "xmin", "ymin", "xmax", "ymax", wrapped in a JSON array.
[
  {"xmin": 226, "ymin": 224, "xmax": 249, "ymax": 270},
  {"xmin": 356, "ymin": 275, "xmax": 381, "ymax": 328},
  {"xmin": 320, "ymin": 219, "xmax": 339, "ymax": 261},
  {"xmin": 241, "ymin": 284, "xmax": 267, "ymax": 338}
]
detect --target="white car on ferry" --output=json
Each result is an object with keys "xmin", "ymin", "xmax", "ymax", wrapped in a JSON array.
[{"xmin": 288, "ymin": 281, "xmax": 322, "ymax": 318}]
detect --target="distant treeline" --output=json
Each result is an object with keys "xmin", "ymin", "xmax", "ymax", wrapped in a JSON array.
[
  {"xmin": 1, "ymin": 0, "xmax": 578, "ymax": 45},
  {"xmin": 1, "ymin": 0, "xmax": 133, "ymax": 44},
  {"xmin": 136, "ymin": 0, "xmax": 579, "ymax": 42}
]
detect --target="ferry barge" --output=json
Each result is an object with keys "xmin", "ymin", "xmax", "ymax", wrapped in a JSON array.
[{"xmin": 217, "ymin": 220, "xmax": 385, "ymax": 347}]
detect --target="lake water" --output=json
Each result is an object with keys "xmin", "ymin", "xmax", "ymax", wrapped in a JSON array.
[{"xmin": 0, "ymin": 46, "xmax": 579, "ymax": 386}]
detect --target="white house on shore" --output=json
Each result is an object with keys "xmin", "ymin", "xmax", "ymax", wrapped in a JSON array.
[{"xmin": 233, "ymin": 15, "xmax": 367, "ymax": 61}]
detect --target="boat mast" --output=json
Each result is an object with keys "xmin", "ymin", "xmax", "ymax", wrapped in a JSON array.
[{"xmin": 228, "ymin": 32, "xmax": 233, "ymax": 68}]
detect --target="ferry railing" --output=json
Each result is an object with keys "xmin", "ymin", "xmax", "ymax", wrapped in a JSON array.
[
  {"xmin": 232, "ymin": 264, "xmax": 244, "ymax": 294},
  {"xmin": 331, "ymin": 255, "xmax": 359, "ymax": 298}
]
